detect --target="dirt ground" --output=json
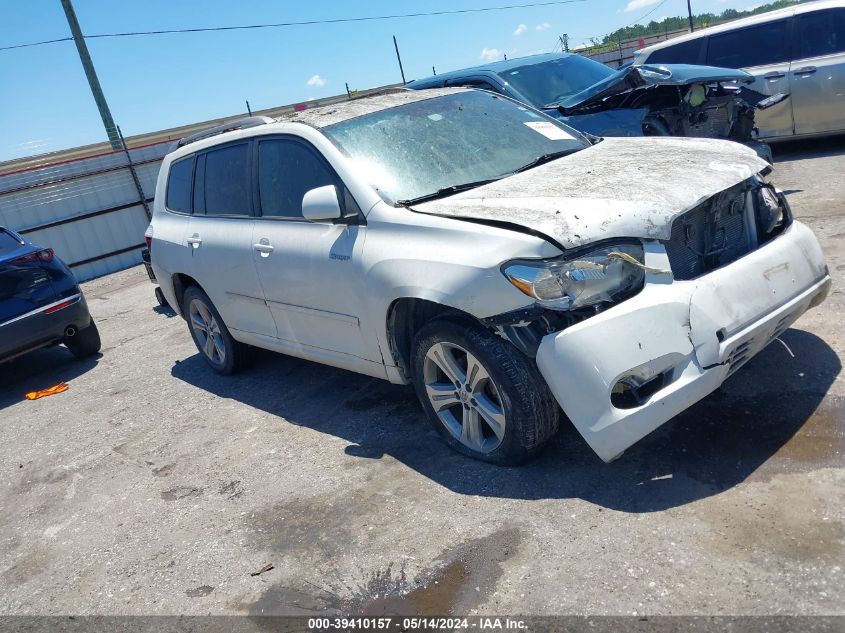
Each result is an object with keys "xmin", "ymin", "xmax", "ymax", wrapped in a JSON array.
[{"xmin": 1, "ymin": 137, "xmax": 843, "ymax": 618}]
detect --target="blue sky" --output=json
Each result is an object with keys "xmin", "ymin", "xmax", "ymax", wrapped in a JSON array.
[{"xmin": 0, "ymin": 0, "xmax": 756, "ymax": 161}]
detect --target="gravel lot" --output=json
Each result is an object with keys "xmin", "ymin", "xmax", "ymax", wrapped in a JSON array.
[{"xmin": 1, "ymin": 137, "xmax": 844, "ymax": 618}]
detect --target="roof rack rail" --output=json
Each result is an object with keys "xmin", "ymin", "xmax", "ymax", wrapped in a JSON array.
[{"xmin": 175, "ymin": 116, "xmax": 275, "ymax": 148}]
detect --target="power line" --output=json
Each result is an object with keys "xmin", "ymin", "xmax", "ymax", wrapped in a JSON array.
[
  {"xmin": 0, "ymin": 36, "xmax": 73, "ymax": 51},
  {"xmin": 0, "ymin": 0, "xmax": 590, "ymax": 52}
]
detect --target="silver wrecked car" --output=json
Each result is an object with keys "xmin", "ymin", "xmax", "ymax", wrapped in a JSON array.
[{"xmin": 147, "ymin": 88, "xmax": 830, "ymax": 464}]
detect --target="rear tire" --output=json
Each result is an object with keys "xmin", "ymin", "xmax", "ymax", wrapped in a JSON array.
[
  {"xmin": 411, "ymin": 318, "xmax": 559, "ymax": 466},
  {"xmin": 154, "ymin": 286, "xmax": 169, "ymax": 308},
  {"xmin": 183, "ymin": 286, "xmax": 254, "ymax": 375},
  {"xmin": 66, "ymin": 320, "xmax": 101, "ymax": 359}
]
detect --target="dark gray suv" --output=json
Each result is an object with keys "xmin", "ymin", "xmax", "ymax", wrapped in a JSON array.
[{"xmin": 0, "ymin": 227, "xmax": 100, "ymax": 363}]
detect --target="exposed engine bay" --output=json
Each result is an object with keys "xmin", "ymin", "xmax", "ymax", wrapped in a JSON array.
[
  {"xmin": 482, "ymin": 175, "xmax": 792, "ymax": 358},
  {"xmin": 550, "ymin": 65, "xmax": 787, "ymax": 161}
]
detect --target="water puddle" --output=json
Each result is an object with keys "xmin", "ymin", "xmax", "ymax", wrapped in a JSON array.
[
  {"xmin": 772, "ymin": 399, "xmax": 845, "ymax": 462},
  {"xmin": 245, "ymin": 528, "xmax": 520, "ymax": 617},
  {"xmin": 754, "ymin": 396, "xmax": 845, "ymax": 478}
]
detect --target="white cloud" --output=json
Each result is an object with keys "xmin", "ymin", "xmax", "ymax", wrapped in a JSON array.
[
  {"xmin": 514, "ymin": 23, "xmax": 527, "ymax": 36},
  {"xmin": 535, "ymin": 22, "xmax": 551, "ymax": 31},
  {"xmin": 623, "ymin": 0, "xmax": 660, "ymax": 12},
  {"xmin": 479, "ymin": 47, "xmax": 502, "ymax": 61},
  {"xmin": 306, "ymin": 74, "xmax": 326, "ymax": 87}
]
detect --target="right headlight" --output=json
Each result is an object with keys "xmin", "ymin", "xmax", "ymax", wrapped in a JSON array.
[{"xmin": 502, "ymin": 243, "xmax": 646, "ymax": 311}]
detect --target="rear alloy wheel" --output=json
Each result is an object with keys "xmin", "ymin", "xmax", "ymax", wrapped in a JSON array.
[
  {"xmin": 411, "ymin": 318, "xmax": 559, "ymax": 466},
  {"xmin": 183, "ymin": 286, "xmax": 254, "ymax": 375}
]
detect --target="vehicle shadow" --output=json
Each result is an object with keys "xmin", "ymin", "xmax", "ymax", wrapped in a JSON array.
[
  {"xmin": 0, "ymin": 346, "xmax": 101, "ymax": 410},
  {"xmin": 170, "ymin": 327, "xmax": 840, "ymax": 513},
  {"xmin": 153, "ymin": 304, "xmax": 177, "ymax": 318},
  {"xmin": 772, "ymin": 133, "xmax": 845, "ymax": 162}
]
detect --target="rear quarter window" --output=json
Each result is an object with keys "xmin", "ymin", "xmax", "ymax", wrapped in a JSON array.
[
  {"xmin": 166, "ymin": 156, "xmax": 194, "ymax": 213},
  {"xmin": 0, "ymin": 229, "xmax": 24, "ymax": 256}
]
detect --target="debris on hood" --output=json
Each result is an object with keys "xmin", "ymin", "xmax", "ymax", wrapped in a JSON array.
[{"xmin": 410, "ymin": 136, "xmax": 770, "ymax": 250}]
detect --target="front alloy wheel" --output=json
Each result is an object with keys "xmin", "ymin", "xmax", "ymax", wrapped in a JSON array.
[
  {"xmin": 422, "ymin": 342, "xmax": 506, "ymax": 454},
  {"xmin": 411, "ymin": 318, "xmax": 560, "ymax": 466}
]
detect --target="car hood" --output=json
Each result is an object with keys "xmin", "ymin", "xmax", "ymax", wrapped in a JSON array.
[
  {"xmin": 410, "ymin": 136, "xmax": 769, "ymax": 250},
  {"xmin": 555, "ymin": 64, "xmax": 754, "ymax": 112}
]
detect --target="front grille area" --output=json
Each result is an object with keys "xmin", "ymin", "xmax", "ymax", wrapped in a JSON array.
[{"xmin": 665, "ymin": 183, "xmax": 754, "ymax": 281}]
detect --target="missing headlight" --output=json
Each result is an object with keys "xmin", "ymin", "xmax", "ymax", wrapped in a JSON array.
[{"xmin": 755, "ymin": 183, "xmax": 791, "ymax": 243}]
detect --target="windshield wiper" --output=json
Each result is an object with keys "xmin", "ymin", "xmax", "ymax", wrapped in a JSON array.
[
  {"xmin": 396, "ymin": 178, "xmax": 501, "ymax": 207},
  {"xmin": 511, "ymin": 149, "xmax": 578, "ymax": 174}
]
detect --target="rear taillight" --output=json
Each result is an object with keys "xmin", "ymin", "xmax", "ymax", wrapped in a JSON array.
[
  {"xmin": 145, "ymin": 225, "xmax": 153, "ymax": 250},
  {"xmin": 44, "ymin": 298, "xmax": 75, "ymax": 314},
  {"xmin": 12, "ymin": 248, "xmax": 54, "ymax": 264}
]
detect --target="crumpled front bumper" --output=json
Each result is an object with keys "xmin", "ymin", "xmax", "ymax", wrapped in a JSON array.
[{"xmin": 535, "ymin": 221, "xmax": 830, "ymax": 462}]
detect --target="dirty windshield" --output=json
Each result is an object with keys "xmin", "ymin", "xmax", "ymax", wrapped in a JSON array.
[
  {"xmin": 322, "ymin": 91, "xmax": 587, "ymax": 204},
  {"xmin": 498, "ymin": 55, "xmax": 615, "ymax": 108}
]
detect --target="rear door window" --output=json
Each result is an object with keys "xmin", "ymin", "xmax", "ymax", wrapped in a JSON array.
[
  {"xmin": 647, "ymin": 38, "xmax": 704, "ymax": 64},
  {"xmin": 202, "ymin": 143, "xmax": 251, "ymax": 216},
  {"xmin": 166, "ymin": 156, "xmax": 194, "ymax": 213},
  {"xmin": 795, "ymin": 8, "xmax": 845, "ymax": 59},
  {"xmin": 706, "ymin": 20, "xmax": 791, "ymax": 68},
  {"xmin": 0, "ymin": 229, "xmax": 23, "ymax": 257},
  {"xmin": 257, "ymin": 139, "xmax": 338, "ymax": 219}
]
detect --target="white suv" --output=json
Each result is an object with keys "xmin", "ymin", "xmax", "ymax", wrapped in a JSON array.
[{"xmin": 148, "ymin": 88, "xmax": 830, "ymax": 465}]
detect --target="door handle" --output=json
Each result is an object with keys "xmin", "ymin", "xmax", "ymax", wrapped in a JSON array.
[
  {"xmin": 253, "ymin": 239, "xmax": 274, "ymax": 257},
  {"xmin": 186, "ymin": 234, "xmax": 202, "ymax": 248},
  {"xmin": 793, "ymin": 66, "xmax": 817, "ymax": 75},
  {"xmin": 763, "ymin": 71, "xmax": 786, "ymax": 80}
]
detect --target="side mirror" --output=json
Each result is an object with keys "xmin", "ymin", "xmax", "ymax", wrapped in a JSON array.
[{"xmin": 302, "ymin": 185, "xmax": 343, "ymax": 222}]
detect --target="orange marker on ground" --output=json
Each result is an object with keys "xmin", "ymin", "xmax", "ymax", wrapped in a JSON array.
[{"xmin": 25, "ymin": 382, "xmax": 69, "ymax": 400}]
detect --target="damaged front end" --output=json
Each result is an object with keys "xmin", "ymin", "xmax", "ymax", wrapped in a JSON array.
[
  {"xmin": 549, "ymin": 64, "xmax": 784, "ymax": 162},
  {"xmin": 484, "ymin": 177, "xmax": 830, "ymax": 461}
]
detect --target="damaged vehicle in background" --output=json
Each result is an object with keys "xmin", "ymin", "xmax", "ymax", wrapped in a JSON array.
[
  {"xmin": 148, "ymin": 88, "xmax": 830, "ymax": 466},
  {"xmin": 1, "ymin": 227, "xmax": 101, "ymax": 364},
  {"xmin": 407, "ymin": 52, "xmax": 784, "ymax": 162}
]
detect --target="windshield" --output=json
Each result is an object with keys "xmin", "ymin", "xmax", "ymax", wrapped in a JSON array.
[
  {"xmin": 498, "ymin": 55, "xmax": 615, "ymax": 107},
  {"xmin": 322, "ymin": 91, "xmax": 587, "ymax": 204}
]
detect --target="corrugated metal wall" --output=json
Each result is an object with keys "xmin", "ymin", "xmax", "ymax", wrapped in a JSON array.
[{"xmin": 0, "ymin": 141, "xmax": 169, "ymax": 281}]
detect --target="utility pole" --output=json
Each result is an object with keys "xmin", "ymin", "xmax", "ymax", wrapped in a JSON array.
[
  {"xmin": 60, "ymin": 0, "xmax": 121, "ymax": 149},
  {"xmin": 392, "ymin": 35, "xmax": 406, "ymax": 85},
  {"xmin": 687, "ymin": 0, "xmax": 695, "ymax": 32},
  {"xmin": 432, "ymin": 66, "xmax": 437, "ymax": 75}
]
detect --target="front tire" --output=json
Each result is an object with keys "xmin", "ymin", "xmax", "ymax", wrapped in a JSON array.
[
  {"xmin": 183, "ymin": 286, "xmax": 254, "ymax": 375},
  {"xmin": 411, "ymin": 318, "xmax": 559, "ymax": 466}
]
